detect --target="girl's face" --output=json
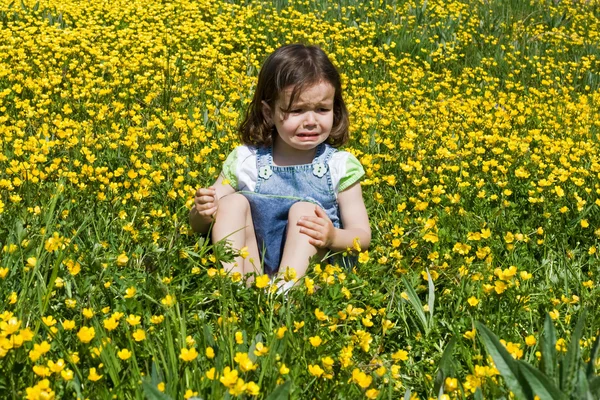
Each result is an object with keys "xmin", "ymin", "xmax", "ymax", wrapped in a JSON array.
[{"xmin": 262, "ymin": 80, "xmax": 335, "ymax": 160}]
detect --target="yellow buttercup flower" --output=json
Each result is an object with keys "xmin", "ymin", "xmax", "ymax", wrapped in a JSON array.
[
  {"xmin": 77, "ymin": 327, "xmax": 95, "ymax": 343},
  {"xmin": 117, "ymin": 348, "xmax": 132, "ymax": 360},
  {"xmin": 88, "ymin": 367, "xmax": 103, "ymax": 381},
  {"xmin": 179, "ymin": 347, "xmax": 198, "ymax": 362},
  {"xmin": 254, "ymin": 274, "xmax": 270, "ymax": 289}
]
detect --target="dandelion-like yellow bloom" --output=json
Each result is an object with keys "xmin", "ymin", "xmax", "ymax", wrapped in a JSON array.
[
  {"xmin": 77, "ymin": 327, "xmax": 95, "ymax": 343},
  {"xmin": 179, "ymin": 347, "xmax": 198, "ymax": 362},
  {"xmin": 254, "ymin": 274, "xmax": 270, "ymax": 289},
  {"xmin": 88, "ymin": 367, "xmax": 103, "ymax": 382}
]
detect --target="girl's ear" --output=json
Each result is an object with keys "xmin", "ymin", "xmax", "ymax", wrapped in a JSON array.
[{"xmin": 261, "ymin": 101, "xmax": 273, "ymax": 125}]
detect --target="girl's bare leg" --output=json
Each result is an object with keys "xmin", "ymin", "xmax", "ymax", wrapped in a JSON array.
[
  {"xmin": 211, "ymin": 193, "xmax": 260, "ymax": 277},
  {"xmin": 279, "ymin": 202, "xmax": 326, "ymax": 280}
]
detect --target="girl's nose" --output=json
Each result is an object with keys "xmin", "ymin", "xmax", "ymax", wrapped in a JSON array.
[{"xmin": 304, "ymin": 111, "xmax": 316, "ymax": 126}]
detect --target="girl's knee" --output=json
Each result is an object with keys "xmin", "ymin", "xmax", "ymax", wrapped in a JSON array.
[
  {"xmin": 288, "ymin": 201, "xmax": 319, "ymax": 223},
  {"xmin": 219, "ymin": 192, "xmax": 251, "ymax": 210}
]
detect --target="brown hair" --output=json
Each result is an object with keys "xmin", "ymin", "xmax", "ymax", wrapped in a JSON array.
[{"xmin": 239, "ymin": 44, "xmax": 350, "ymax": 148}]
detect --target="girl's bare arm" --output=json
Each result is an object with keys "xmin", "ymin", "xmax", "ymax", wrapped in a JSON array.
[
  {"xmin": 189, "ymin": 173, "xmax": 236, "ymax": 234},
  {"xmin": 297, "ymin": 182, "xmax": 371, "ymax": 251},
  {"xmin": 331, "ymin": 182, "xmax": 371, "ymax": 251}
]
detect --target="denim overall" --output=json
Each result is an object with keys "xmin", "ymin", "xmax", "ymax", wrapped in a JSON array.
[{"xmin": 240, "ymin": 143, "xmax": 340, "ymax": 276}]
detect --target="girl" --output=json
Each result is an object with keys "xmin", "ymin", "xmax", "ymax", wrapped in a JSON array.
[{"xmin": 189, "ymin": 44, "xmax": 370, "ymax": 283}]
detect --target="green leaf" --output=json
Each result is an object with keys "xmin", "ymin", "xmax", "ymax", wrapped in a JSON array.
[
  {"xmin": 426, "ymin": 268, "xmax": 435, "ymax": 325},
  {"xmin": 474, "ymin": 388, "xmax": 483, "ymax": 400},
  {"xmin": 516, "ymin": 361, "xmax": 568, "ymax": 400},
  {"xmin": 402, "ymin": 277, "xmax": 428, "ymax": 334},
  {"xmin": 142, "ymin": 379, "xmax": 172, "ymax": 400},
  {"xmin": 264, "ymin": 380, "xmax": 291, "ymax": 400},
  {"xmin": 541, "ymin": 313, "xmax": 557, "ymax": 380},
  {"xmin": 475, "ymin": 322, "xmax": 531, "ymax": 399},
  {"xmin": 562, "ymin": 309, "xmax": 586, "ymax": 391},
  {"xmin": 589, "ymin": 376, "xmax": 600, "ymax": 394},
  {"xmin": 433, "ymin": 337, "xmax": 457, "ymax": 395},
  {"xmin": 587, "ymin": 333, "xmax": 600, "ymax": 380}
]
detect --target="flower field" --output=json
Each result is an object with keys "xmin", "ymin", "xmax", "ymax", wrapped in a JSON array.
[{"xmin": 1, "ymin": 0, "xmax": 600, "ymax": 398}]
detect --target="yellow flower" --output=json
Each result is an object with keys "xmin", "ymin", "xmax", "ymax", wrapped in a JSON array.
[
  {"xmin": 88, "ymin": 367, "xmax": 103, "ymax": 381},
  {"xmin": 525, "ymin": 335, "xmax": 537, "ymax": 346},
  {"xmin": 103, "ymin": 317, "xmax": 119, "ymax": 331},
  {"xmin": 151, "ymin": 315, "xmax": 165, "ymax": 324},
  {"xmin": 445, "ymin": 377, "xmax": 458, "ymax": 392},
  {"xmin": 77, "ymin": 327, "xmax": 95, "ymax": 343},
  {"xmin": 157, "ymin": 382, "xmax": 165, "ymax": 392},
  {"xmin": 549, "ymin": 309, "xmax": 560, "ymax": 320},
  {"xmin": 308, "ymin": 364, "xmax": 324, "ymax": 378},
  {"xmin": 309, "ymin": 336, "xmax": 322, "ymax": 347},
  {"xmin": 234, "ymin": 352, "xmax": 257, "ymax": 372},
  {"xmin": 254, "ymin": 274, "xmax": 270, "ymax": 289},
  {"xmin": 365, "ymin": 389, "xmax": 379, "ymax": 399},
  {"xmin": 391, "ymin": 349, "xmax": 408, "ymax": 361},
  {"xmin": 0, "ymin": 267, "xmax": 8, "ymax": 279},
  {"xmin": 351, "ymin": 368, "xmax": 372, "ymax": 388},
  {"xmin": 254, "ymin": 342, "xmax": 268, "ymax": 356},
  {"xmin": 61, "ymin": 369, "xmax": 74, "ymax": 381},
  {"xmin": 205, "ymin": 346, "xmax": 215, "ymax": 359},
  {"xmin": 283, "ymin": 266, "xmax": 297, "ymax": 282},
  {"xmin": 184, "ymin": 389, "xmax": 199, "ymax": 399},
  {"xmin": 124, "ymin": 287, "xmax": 136, "ymax": 298},
  {"xmin": 279, "ymin": 364, "xmax": 290, "ymax": 375},
  {"xmin": 219, "ymin": 367, "xmax": 239, "ymax": 388},
  {"xmin": 467, "ymin": 296, "xmax": 479, "ymax": 307},
  {"xmin": 245, "ymin": 381, "xmax": 260, "ymax": 396},
  {"xmin": 235, "ymin": 331, "xmax": 244, "ymax": 344},
  {"xmin": 276, "ymin": 326, "xmax": 288, "ymax": 339},
  {"xmin": 116, "ymin": 253, "xmax": 129, "ymax": 266},
  {"xmin": 314, "ymin": 308, "xmax": 328, "ymax": 321},
  {"xmin": 82, "ymin": 308, "xmax": 94, "ymax": 319},
  {"xmin": 358, "ymin": 251, "xmax": 370, "ymax": 264},
  {"xmin": 48, "ymin": 359, "xmax": 65, "ymax": 373},
  {"xmin": 161, "ymin": 295, "xmax": 175, "ymax": 307},
  {"xmin": 179, "ymin": 347, "xmax": 198, "ymax": 362},
  {"xmin": 33, "ymin": 365, "xmax": 51, "ymax": 377},
  {"xmin": 463, "ymin": 328, "xmax": 477, "ymax": 340},
  {"xmin": 293, "ymin": 321, "xmax": 305, "ymax": 332},
  {"xmin": 126, "ymin": 314, "xmax": 141, "ymax": 326},
  {"xmin": 132, "ymin": 329, "xmax": 146, "ymax": 342},
  {"xmin": 239, "ymin": 246, "xmax": 249, "ymax": 259},
  {"xmin": 206, "ymin": 367, "xmax": 216, "ymax": 380}
]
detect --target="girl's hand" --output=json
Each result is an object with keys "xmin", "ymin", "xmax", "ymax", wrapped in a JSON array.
[
  {"xmin": 297, "ymin": 206, "xmax": 335, "ymax": 249},
  {"xmin": 194, "ymin": 187, "xmax": 219, "ymax": 218}
]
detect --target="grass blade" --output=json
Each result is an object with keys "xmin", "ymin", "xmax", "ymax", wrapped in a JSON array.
[
  {"xmin": 561, "ymin": 309, "xmax": 586, "ymax": 392},
  {"xmin": 541, "ymin": 313, "xmax": 557, "ymax": 380},
  {"xmin": 433, "ymin": 337, "xmax": 457, "ymax": 395},
  {"xmin": 516, "ymin": 361, "xmax": 568, "ymax": 400},
  {"xmin": 475, "ymin": 322, "xmax": 531, "ymax": 399},
  {"xmin": 264, "ymin": 380, "xmax": 292, "ymax": 400},
  {"xmin": 587, "ymin": 333, "xmax": 600, "ymax": 380},
  {"xmin": 402, "ymin": 277, "xmax": 428, "ymax": 334}
]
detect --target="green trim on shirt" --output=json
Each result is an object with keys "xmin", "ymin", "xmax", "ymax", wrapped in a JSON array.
[
  {"xmin": 222, "ymin": 148, "xmax": 238, "ymax": 189},
  {"xmin": 338, "ymin": 153, "xmax": 365, "ymax": 192}
]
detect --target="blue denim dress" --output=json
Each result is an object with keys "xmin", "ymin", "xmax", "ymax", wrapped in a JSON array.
[{"xmin": 240, "ymin": 143, "xmax": 340, "ymax": 276}]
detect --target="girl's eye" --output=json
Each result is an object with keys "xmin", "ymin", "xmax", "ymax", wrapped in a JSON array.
[{"xmin": 318, "ymin": 108, "xmax": 331, "ymax": 112}]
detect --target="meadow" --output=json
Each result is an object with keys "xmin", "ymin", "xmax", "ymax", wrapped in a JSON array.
[{"xmin": 1, "ymin": 0, "xmax": 599, "ymax": 398}]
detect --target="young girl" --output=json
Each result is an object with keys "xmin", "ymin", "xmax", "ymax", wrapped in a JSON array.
[{"xmin": 189, "ymin": 44, "xmax": 371, "ymax": 282}]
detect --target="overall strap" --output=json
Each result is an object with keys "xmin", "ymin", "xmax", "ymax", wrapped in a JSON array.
[
  {"xmin": 315, "ymin": 143, "xmax": 337, "ymax": 165},
  {"xmin": 256, "ymin": 146, "xmax": 271, "ymax": 169}
]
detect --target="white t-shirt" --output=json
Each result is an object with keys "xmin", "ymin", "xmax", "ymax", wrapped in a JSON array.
[{"xmin": 222, "ymin": 145, "xmax": 365, "ymax": 197}]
